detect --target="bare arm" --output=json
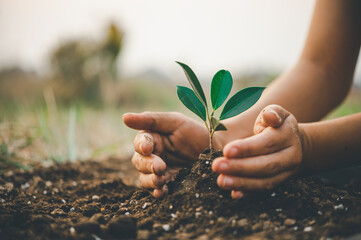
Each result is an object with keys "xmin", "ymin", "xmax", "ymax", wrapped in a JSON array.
[
  {"xmin": 301, "ymin": 112, "xmax": 361, "ymax": 173},
  {"xmin": 216, "ymin": 0, "xmax": 361, "ymax": 145}
]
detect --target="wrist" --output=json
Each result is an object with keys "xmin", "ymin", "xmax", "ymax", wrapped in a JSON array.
[{"xmin": 298, "ymin": 123, "xmax": 313, "ymax": 175}]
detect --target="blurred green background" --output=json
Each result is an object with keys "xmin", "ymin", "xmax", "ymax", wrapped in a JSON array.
[{"xmin": 1, "ymin": 1, "xmax": 361, "ymax": 171}]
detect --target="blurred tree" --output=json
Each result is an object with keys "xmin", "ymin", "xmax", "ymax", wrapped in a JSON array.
[{"xmin": 49, "ymin": 23, "xmax": 123, "ymax": 104}]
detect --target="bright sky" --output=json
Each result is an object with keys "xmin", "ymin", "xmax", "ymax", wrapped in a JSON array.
[{"xmin": 0, "ymin": 0, "xmax": 360, "ymax": 82}]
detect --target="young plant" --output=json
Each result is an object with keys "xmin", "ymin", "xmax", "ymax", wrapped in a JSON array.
[{"xmin": 176, "ymin": 61, "xmax": 265, "ymax": 151}]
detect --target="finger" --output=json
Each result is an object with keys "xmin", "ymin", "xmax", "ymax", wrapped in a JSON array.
[
  {"xmin": 152, "ymin": 184, "xmax": 168, "ymax": 198},
  {"xmin": 223, "ymin": 128, "xmax": 291, "ymax": 159},
  {"xmin": 217, "ymin": 171, "xmax": 294, "ymax": 191},
  {"xmin": 231, "ymin": 190, "xmax": 245, "ymax": 199},
  {"xmin": 123, "ymin": 112, "xmax": 184, "ymax": 134},
  {"xmin": 213, "ymin": 147, "xmax": 297, "ymax": 177},
  {"xmin": 254, "ymin": 105, "xmax": 290, "ymax": 134},
  {"xmin": 131, "ymin": 152, "xmax": 166, "ymax": 175},
  {"xmin": 139, "ymin": 173, "xmax": 166, "ymax": 189},
  {"xmin": 134, "ymin": 131, "xmax": 164, "ymax": 155}
]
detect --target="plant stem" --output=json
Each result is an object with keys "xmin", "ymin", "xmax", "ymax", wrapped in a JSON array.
[{"xmin": 205, "ymin": 108, "xmax": 214, "ymax": 152}]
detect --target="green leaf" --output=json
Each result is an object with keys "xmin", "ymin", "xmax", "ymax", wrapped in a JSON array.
[
  {"xmin": 210, "ymin": 117, "xmax": 227, "ymax": 131},
  {"xmin": 176, "ymin": 61, "xmax": 207, "ymax": 107},
  {"xmin": 220, "ymin": 87, "xmax": 265, "ymax": 120},
  {"xmin": 210, "ymin": 117, "xmax": 219, "ymax": 130},
  {"xmin": 215, "ymin": 123, "xmax": 227, "ymax": 131},
  {"xmin": 177, "ymin": 86, "xmax": 207, "ymax": 121},
  {"xmin": 211, "ymin": 70, "xmax": 233, "ymax": 110}
]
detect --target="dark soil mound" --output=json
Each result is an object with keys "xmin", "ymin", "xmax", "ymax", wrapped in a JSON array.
[{"xmin": 1, "ymin": 152, "xmax": 361, "ymax": 239}]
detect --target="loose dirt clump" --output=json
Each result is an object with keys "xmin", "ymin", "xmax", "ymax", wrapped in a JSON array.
[{"xmin": 1, "ymin": 151, "xmax": 361, "ymax": 239}]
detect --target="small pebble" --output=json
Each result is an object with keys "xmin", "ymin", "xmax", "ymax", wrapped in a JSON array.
[
  {"xmin": 1, "ymin": 199, "xmax": 6, "ymax": 203},
  {"xmin": 334, "ymin": 204, "xmax": 344, "ymax": 210},
  {"xmin": 169, "ymin": 205, "xmax": 173, "ymax": 210},
  {"xmin": 61, "ymin": 199, "xmax": 66, "ymax": 204},
  {"xmin": 70, "ymin": 207, "xmax": 75, "ymax": 212},
  {"xmin": 275, "ymin": 208, "xmax": 282, "ymax": 212},
  {"xmin": 162, "ymin": 224, "xmax": 170, "ymax": 231},
  {"xmin": 252, "ymin": 223, "xmax": 262, "ymax": 231},
  {"xmin": 21, "ymin": 182, "xmax": 30, "ymax": 190},
  {"xmin": 208, "ymin": 211, "xmax": 213, "ymax": 215},
  {"xmin": 32, "ymin": 195, "xmax": 36, "ymax": 199},
  {"xmin": 125, "ymin": 212, "xmax": 130, "ymax": 216},
  {"xmin": 217, "ymin": 217, "xmax": 227, "ymax": 224},
  {"xmin": 142, "ymin": 203, "xmax": 148, "ymax": 209},
  {"xmin": 92, "ymin": 195, "xmax": 99, "ymax": 200},
  {"xmin": 237, "ymin": 218, "xmax": 248, "ymax": 227},
  {"xmin": 171, "ymin": 213, "xmax": 176, "ymax": 218},
  {"xmin": 284, "ymin": 218, "xmax": 296, "ymax": 226},
  {"xmin": 271, "ymin": 192, "xmax": 276, "ymax": 197},
  {"xmin": 43, "ymin": 190, "xmax": 47, "ymax": 195},
  {"xmin": 293, "ymin": 226, "xmax": 298, "ymax": 231},
  {"xmin": 70, "ymin": 227, "xmax": 75, "ymax": 234},
  {"xmin": 205, "ymin": 161, "xmax": 209, "ymax": 164},
  {"xmin": 51, "ymin": 208, "xmax": 66, "ymax": 216},
  {"xmin": 195, "ymin": 212, "xmax": 201, "ymax": 218},
  {"xmin": 317, "ymin": 211, "xmax": 322, "ymax": 215},
  {"xmin": 45, "ymin": 181, "xmax": 52, "ymax": 187},
  {"xmin": 27, "ymin": 201, "xmax": 31, "ymax": 204},
  {"xmin": 304, "ymin": 226, "xmax": 312, "ymax": 232},
  {"xmin": 260, "ymin": 213, "xmax": 268, "ymax": 219},
  {"xmin": 195, "ymin": 193, "xmax": 199, "ymax": 198},
  {"xmin": 91, "ymin": 234, "xmax": 101, "ymax": 240}
]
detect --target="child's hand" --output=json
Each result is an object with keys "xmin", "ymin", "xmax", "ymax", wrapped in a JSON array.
[
  {"xmin": 123, "ymin": 112, "xmax": 210, "ymax": 198},
  {"xmin": 212, "ymin": 105, "xmax": 306, "ymax": 199}
]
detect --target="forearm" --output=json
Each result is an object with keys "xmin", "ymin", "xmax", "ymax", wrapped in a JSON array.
[
  {"xmin": 300, "ymin": 113, "xmax": 361, "ymax": 174},
  {"xmin": 218, "ymin": 58, "xmax": 352, "ymax": 143},
  {"xmin": 218, "ymin": 0, "xmax": 361, "ymax": 145}
]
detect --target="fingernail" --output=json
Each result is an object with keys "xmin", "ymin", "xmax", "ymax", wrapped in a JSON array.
[
  {"xmin": 228, "ymin": 147, "xmax": 238, "ymax": 157},
  {"xmin": 222, "ymin": 176, "xmax": 234, "ymax": 187},
  {"xmin": 233, "ymin": 191, "xmax": 244, "ymax": 199},
  {"xmin": 140, "ymin": 143, "xmax": 145, "ymax": 154},
  {"xmin": 269, "ymin": 110, "xmax": 281, "ymax": 122}
]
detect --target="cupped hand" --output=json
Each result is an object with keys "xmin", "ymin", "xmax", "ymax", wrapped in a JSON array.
[
  {"xmin": 123, "ymin": 112, "xmax": 210, "ymax": 198},
  {"xmin": 212, "ymin": 104, "xmax": 307, "ymax": 199}
]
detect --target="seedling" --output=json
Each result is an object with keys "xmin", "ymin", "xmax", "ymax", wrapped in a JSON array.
[{"xmin": 176, "ymin": 61, "xmax": 265, "ymax": 151}]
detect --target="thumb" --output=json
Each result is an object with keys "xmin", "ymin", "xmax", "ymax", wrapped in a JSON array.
[
  {"xmin": 253, "ymin": 105, "xmax": 290, "ymax": 134},
  {"xmin": 123, "ymin": 112, "xmax": 184, "ymax": 134}
]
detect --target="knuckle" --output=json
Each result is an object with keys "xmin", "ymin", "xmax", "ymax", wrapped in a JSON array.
[
  {"xmin": 264, "ymin": 138, "xmax": 276, "ymax": 150},
  {"xmin": 263, "ymin": 160, "xmax": 278, "ymax": 175}
]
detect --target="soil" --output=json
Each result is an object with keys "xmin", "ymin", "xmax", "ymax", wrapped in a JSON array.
[{"xmin": 1, "ymin": 150, "xmax": 361, "ymax": 240}]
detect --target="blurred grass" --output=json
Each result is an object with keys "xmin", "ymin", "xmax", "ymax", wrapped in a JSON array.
[
  {"xmin": 0, "ymin": 78, "xmax": 184, "ymax": 170},
  {"xmin": 326, "ymin": 90, "xmax": 361, "ymax": 119}
]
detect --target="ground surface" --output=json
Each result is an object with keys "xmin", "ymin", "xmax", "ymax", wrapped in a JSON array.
[{"xmin": 1, "ymin": 153, "xmax": 361, "ymax": 240}]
